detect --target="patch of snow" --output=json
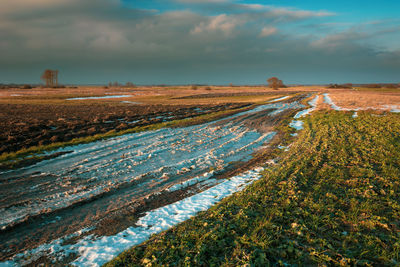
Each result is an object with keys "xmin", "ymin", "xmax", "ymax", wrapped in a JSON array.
[
  {"xmin": 66, "ymin": 95, "xmax": 132, "ymax": 100},
  {"xmin": 289, "ymin": 120, "xmax": 304, "ymax": 130},
  {"xmin": 121, "ymin": 101, "xmax": 140, "ymax": 104},
  {"xmin": 167, "ymin": 171, "xmax": 215, "ymax": 192},
  {"xmin": 323, "ymin": 93, "xmax": 351, "ymax": 111},
  {"xmin": 383, "ymin": 105, "xmax": 400, "ymax": 113},
  {"xmin": 294, "ymin": 95, "xmax": 319, "ymax": 118},
  {"xmin": 3, "ymin": 169, "xmax": 264, "ymax": 267},
  {"xmin": 277, "ymin": 145, "xmax": 290, "ymax": 151},
  {"xmin": 268, "ymin": 96, "xmax": 290, "ymax": 103}
]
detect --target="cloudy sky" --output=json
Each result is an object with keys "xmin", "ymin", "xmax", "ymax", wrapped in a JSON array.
[{"xmin": 1, "ymin": 0, "xmax": 399, "ymax": 85}]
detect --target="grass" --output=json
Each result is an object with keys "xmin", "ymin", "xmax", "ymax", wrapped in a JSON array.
[
  {"xmin": 0, "ymin": 105, "xmax": 254, "ymax": 169},
  {"xmin": 106, "ymin": 110, "xmax": 400, "ymax": 266}
]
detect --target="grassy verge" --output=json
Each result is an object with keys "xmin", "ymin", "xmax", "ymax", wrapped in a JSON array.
[
  {"xmin": 0, "ymin": 105, "xmax": 253, "ymax": 169},
  {"xmin": 106, "ymin": 110, "xmax": 400, "ymax": 266}
]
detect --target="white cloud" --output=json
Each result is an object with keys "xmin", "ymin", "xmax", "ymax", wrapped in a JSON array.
[
  {"xmin": 191, "ymin": 14, "xmax": 241, "ymax": 36},
  {"xmin": 259, "ymin": 26, "xmax": 277, "ymax": 37}
]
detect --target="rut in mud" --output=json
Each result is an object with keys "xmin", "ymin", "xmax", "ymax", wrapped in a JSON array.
[{"xmin": 0, "ymin": 96, "xmax": 306, "ymax": 265}]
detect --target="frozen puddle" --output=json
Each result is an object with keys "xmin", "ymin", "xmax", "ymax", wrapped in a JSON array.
[
  {"xmin": 0, "ymin": 99, "xmax": 307, "ymax": 265},
  {"xmin": 66, "ymin": 95, "xmax": 132, "ymax": 100}
]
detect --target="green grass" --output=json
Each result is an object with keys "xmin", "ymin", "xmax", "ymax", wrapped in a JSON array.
[
  {"xmin": 106, "ymin": 110, "xmax": 400, "ymax": 266},
  {"xmin": 0, "ymin": 105, "xmax": 253, "ymax": 169}
]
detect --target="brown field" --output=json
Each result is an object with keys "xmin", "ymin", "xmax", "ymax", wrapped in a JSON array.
[
  {"xmin": 326, "ymin": 88, "xmax": 400, "ymax": 110},
  {"xmin": 1, "ymin": 85, "xmax": 399, "ymax": 156}
]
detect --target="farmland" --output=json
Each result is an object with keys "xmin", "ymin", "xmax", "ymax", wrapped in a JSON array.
[{"xmin": 0, "ymin": 85, "xmax": 399, "ymax": 266}]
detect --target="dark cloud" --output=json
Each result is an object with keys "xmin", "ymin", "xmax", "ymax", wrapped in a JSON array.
[{"xmin": 0, "ymin": 0, "xmax": 399, "ymax": 84}]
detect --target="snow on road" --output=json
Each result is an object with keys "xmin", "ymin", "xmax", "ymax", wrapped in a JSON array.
[
  {"xmin": 0, "ymin": 97, "xmax": 305, "ymax": 266},
  {"xmin": 289, "ymin": 95, "xmax": 319, "ymax": 131},
  {"xmin": 268, "ymin": 96, "xmax": 290, "ymax": 102},
  {"xmin": 1, "ymin": 169, "xmax": 264, "ymax": 267}
]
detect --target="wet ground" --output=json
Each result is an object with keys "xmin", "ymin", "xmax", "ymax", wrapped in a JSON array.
[{"xmin": 0, "ymin": 96, "xmax": 306, "ymax": 265}]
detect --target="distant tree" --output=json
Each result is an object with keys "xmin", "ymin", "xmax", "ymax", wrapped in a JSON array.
[
  {"xmin": 267, "ymin": 77, "xmax": 284, "ymax": 90},
  {"xmin": 125, "ymin": 82, "xmax": 136, "ymax": 87},
  {"xmin": 41, "ymin": 69, "xmax": 58, "ymax": 87}
]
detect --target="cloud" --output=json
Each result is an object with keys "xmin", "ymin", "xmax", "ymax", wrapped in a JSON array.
[
  {"xmin": 190, "ymin": 14, "xmax": 241, "ymax": 36},
  {"xmin": 259, "ymin": 26, "xmax": 277, "ymax": 37},
  {"xmin": 0, "ymin": 0, "xmax": 399, "ymax": 84}
]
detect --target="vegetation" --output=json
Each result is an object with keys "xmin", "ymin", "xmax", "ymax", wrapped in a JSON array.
[
  {"xmin": 106, "ymin": 110, "xmax": 400, "ymax": 266},
  {"xmin": 267, "ymin": 77, "xmax": 285, "ymax": 90}
]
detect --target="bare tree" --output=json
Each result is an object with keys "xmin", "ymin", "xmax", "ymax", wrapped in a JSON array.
[
  {"xmin": 267, "ymin": 77, "xmax": 283, "ymax": 90},
  {"xmin": 41, "ymin": 69, "xmax": 59, "ymax": 87}
]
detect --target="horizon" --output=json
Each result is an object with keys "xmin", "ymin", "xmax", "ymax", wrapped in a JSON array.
[{"xmin": 1, "ymin": 0, "xmax": 399, "ymax": 84}]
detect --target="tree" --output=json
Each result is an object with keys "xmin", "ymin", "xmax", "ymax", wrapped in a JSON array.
[
  {"xmin": 41, "ymin": 69, "xmax": 58, "ymax": 87},
  {"xmin": 267, "ymin": 77, "xmax": 284, "ymax": 90}
]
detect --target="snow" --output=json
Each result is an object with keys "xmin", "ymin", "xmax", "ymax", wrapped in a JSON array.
[
  {"xmin": 0, "ymin": 103, "xmax": 293, "ymax": 230},
  {"xmin": 323, "ymin": 94, "xmax": 400, "ymax": 114},
  {"xmin": 167, "ymin": 171, "xmax": 215, "ymax": 192},
  {"xmin": 288, "ymin": 94, "xmax": 319, "ymax": 132},
  {"xmin": 294, "ymin": 95, "xmax": 319, "ymax": 118},
  {"xmin": 0, "ymin": 99, "xmax": 304, "ymax": 266},
  {"xmin": 268, "ymin": 96, "xmax": 290, "ymax": 102},
  {"xmin": 323, "ymin": 93, "xmax": 351, "ymax": 111},
  {"xmin": 383, "ymin": 105, "xmax": 400, "ymax": 113},
  {"xmin": 121, "ymin": 101, "xmax": 141, "ymax": 104},
  {"xmin": 3, "ymin": 169, "xmax": 264, "ymax": 267},
  {"xmin": 289, "ymin": 120, "xmax": 304, "ymax": 130},
  {"xmin": 66, "ymin": 95, "xmax": 132, "ymax": 100}
]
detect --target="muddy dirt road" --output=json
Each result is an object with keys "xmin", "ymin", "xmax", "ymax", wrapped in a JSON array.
[{"xmin": 0, "ymin": 96, "xmax": 305, "ymax": 266}]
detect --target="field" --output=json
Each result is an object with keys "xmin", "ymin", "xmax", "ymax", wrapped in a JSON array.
[{"xmin": 0, "ymin": 85, "xmax": 399, "ymax": 266}]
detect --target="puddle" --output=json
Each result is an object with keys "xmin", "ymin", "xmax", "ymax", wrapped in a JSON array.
[{"xmin": 66, "ymin": 95, "xmax": 132, "ymax": 100}]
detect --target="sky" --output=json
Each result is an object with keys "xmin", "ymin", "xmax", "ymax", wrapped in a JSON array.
[{"xmin": 0, "ymin": 0, "xmax": 399, "ymax": 85}]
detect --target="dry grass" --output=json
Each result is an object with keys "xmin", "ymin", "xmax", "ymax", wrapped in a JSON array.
[
  {"xmin": 0, "ymin": 85, "xmax": 308, "ymax": 105},
  {"xmin": 327, "ymin": 89, "xmax": 400, "ymax": 110},
  {"xmin": 1, "ymin": 85, "xmax": 398, "ymax": 107}
]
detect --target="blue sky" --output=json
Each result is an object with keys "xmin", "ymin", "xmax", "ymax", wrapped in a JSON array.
[{"xmin": 0, "ymin": 0, "xmax": 399, "ymax": 84}]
